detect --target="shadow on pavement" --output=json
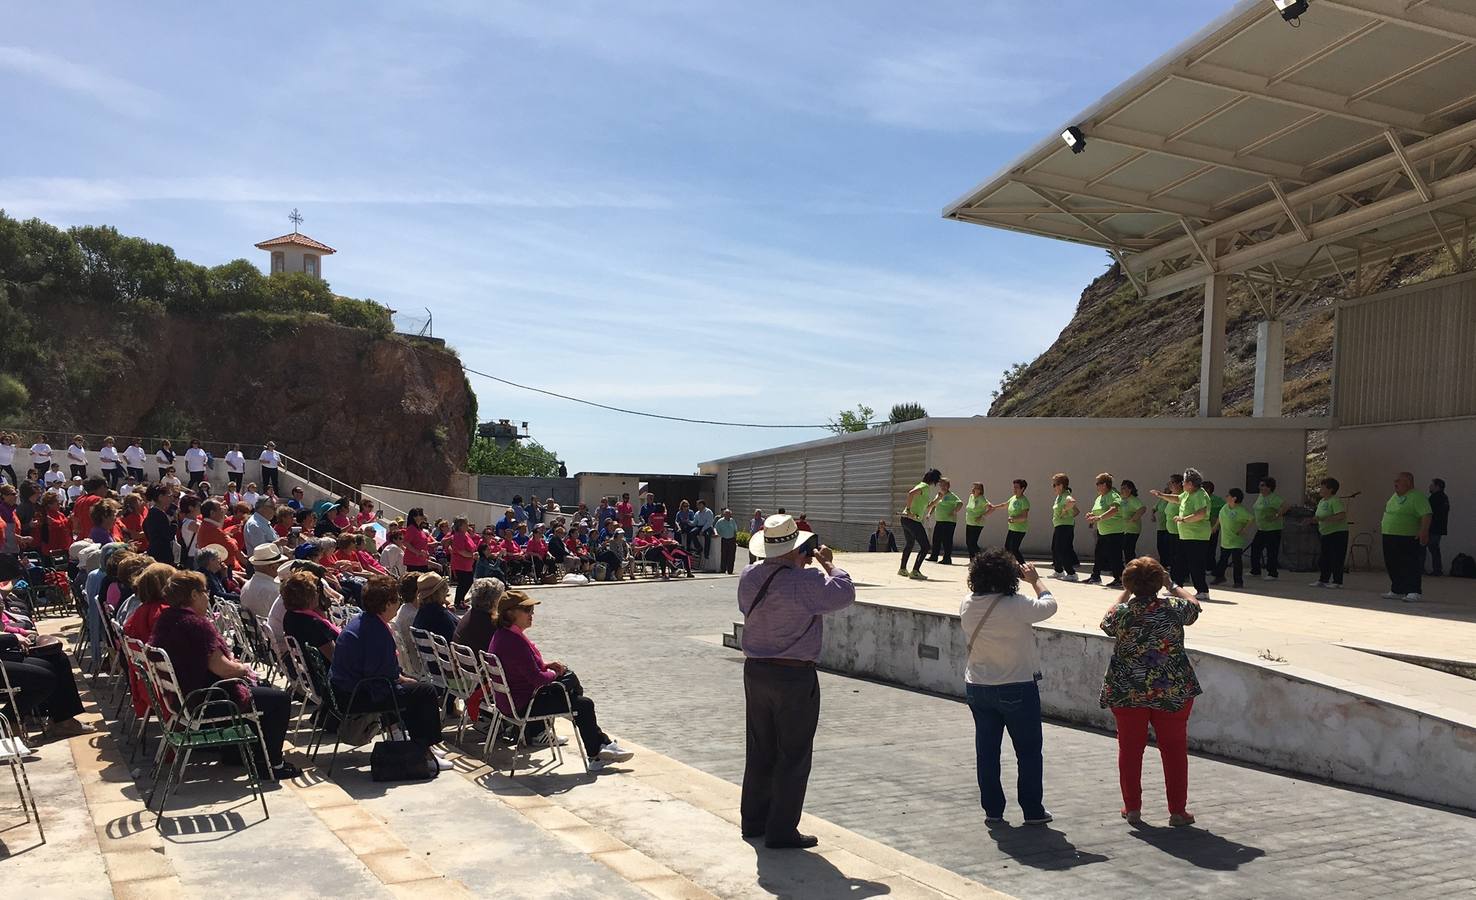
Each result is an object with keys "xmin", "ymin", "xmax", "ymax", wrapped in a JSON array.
[
  {"xmin": 1129, "ymin": 823, "xmax": 1266, "ymax": 870},
  {"xmin": 984, "ymin": 822, "xmax": 1110, "ymax": 870},
  {"xmin": 754, "ymin": 843, "xmax": 891, "ymax": 899}
]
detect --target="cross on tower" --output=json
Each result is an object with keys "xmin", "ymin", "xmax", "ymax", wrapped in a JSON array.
[{"xmin": 288, "ymin": 208, "xmax": 303, "ymax": 232}]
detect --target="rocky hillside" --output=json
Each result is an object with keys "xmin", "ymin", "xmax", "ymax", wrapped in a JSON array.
[
  {"xmin": 0, "ymin": 212, "xmax": 475, "ymax": 494},
  {"xmin": 989, "ymin": 249, "xmax": 1449, "ymax": 421}
]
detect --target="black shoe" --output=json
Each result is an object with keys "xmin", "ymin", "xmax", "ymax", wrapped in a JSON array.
[
  {"xmin": 272, "ymin": 761, "xmax": 302, "ymax": 781},
  {"xmin": 765, "ymin": 833, "xmax": 819, "ymax": 850},
  {"xmin": 741, "ymin": 825, "xmax": 765, "ymax": 839},
  {"xmin": 1083, "ymin": 577, "xmax": 1102, "ymax": 585},
  {"xmin": 1105, "ymin": 579, "xmax": 1123, "ymax": 589},
  {"xmin": 1233, "ymin": 581, "xmax": 1245, "ymax": 588}
]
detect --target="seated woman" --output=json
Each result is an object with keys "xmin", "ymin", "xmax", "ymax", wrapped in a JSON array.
[
  {"xmin": 410, "ymin": 572, "xmax": 457, "ymax": 644},
  {"xmin": 605, "ymin": 529, "xmax": 635, "ymax": 581},
  {"xmin": 498, "ymin": 528, "xmax": 530, "ymax": 582},
  {"xmin": 1100, "ymin": 556, "xmax": 1203, "ymax": 827},
  {"xmin": 121, "ymin": 562, "xmax": 175, "ymax": 719},
  {"xmin": 349, "ymin": 531, "xmax": 389, "ymax": 575},
  {"xmin": 119, "ymin": 493, "xmax": 147, "ymax": 546},
  {"xmin": 2, "ymin": 604, "xmax": 93, "ymax": 738},
  {"xmin": 473, "ymin": 541, "xmax": 506, "ymax": 581},
  {"xmin": 354, "ymin": 498, "xmax": 378, "ymax": 527},
  {"xmin": 524, "ymin": 524, "xmax": 551, "ymax": 582},
  {"xmin": 150, "ymin": 570, "xmax": 298, "ymax": 780},
  {"xmin": 198, "ymin": 545, "xmax": 242, "ymax": 603},
  {"xmin": 547, "ymin": 524, "xmax": 582, "ymax": 576},
  {"xmin": 106, "ymin": 553, "xmax": 154, "ymax": 617},
  {"xmin": 634, "ymin": 527, "xmax": 693, "ymax": 580},
  {"xmin": 488, "ymin": 591, "xmax": 633, "ymax": 766},
  {"xmin": 329, "ymin": 574, "xmax": 449, "ymax": 767},
  {"xmin": 29, "ymin": 491, "xmax": 71, "ymax": 559},
  {"xmin": 280, "ymin": 570, "xmax": 338, "ymax": 662},
  {"xmin": 452, "ymin": 578, "xmax": 504, "ymax": 653}
]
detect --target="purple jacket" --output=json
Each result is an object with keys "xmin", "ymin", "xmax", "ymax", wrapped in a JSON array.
[{"xmin": 487, "ymin": 625, "xmax": 556, "ymax": 715}]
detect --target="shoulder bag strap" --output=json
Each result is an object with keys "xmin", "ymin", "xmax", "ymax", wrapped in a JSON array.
[
  {"xmin": 965, "ymin": 595, "xmax": 1006, "ymax": 657},
  {"xmin": 744, "ymin": 565, "xmax": 787, "ymax": 616}
]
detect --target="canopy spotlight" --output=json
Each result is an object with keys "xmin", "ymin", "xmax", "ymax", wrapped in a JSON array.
[
  {"xmin": 1274, "ymin": 0, "xmax": 1309, "ymax": 24},
  {"xmin": 1061, "ymin": 125, "xmax": 1086, "ymax": 154}
]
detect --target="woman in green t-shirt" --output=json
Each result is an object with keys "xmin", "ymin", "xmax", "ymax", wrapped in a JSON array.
[
  {"xmin": 1085, "ymin": 472, "xmax": 1125, "ymax": 588},
  {"xmin": 1212, "ymin": 488, "xmax": 1252, "ymax": 587},
  {"xmin": 996, "ymin": 479, "xmax": 1030, "ymax": 564},
  {"xmin": 961, "ymin": 482, "xmax": 995, "ymax": 561},
  {"xmin": 1049, "ymin": 473, "xmax": 1080, "ymax": 580},
  {"xmin": 1150, "ymin": 473, "xmax": 1186, "ymax": 585},
  {"xmin": 899, "ymin": 469, "xmax": 942, "ymax": 579},
  {"xmin": 1311, "ymin": 477, "xmax": 1349, "ymax": 588},
  {"xmin": 1119, "ymin": 480, "xmax": 1146, "ymax": 564},
  {"xmin": 927, "ymin": 479, "xmax": 963, "ymax": 566},
  {"xmin": 1171, "ymin": 468, "xmax": 1214, "ymax": 598}
]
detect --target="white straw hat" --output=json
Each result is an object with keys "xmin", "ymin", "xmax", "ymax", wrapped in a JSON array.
[{"xmin": 748, "ymin": 514, "xmax": 814, "ymax": 559}]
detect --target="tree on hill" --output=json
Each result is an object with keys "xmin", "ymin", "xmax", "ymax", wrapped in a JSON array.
[
  {"xmin": 888, "ymin": 402, "xmax": 927, "ymax": 424},
  {"xmin": 825, "ymin": 404, "xmax": 873, "ymax": 434},
  {"xmin": 466, "ymin": 436, "xmax": 561, "ymax": 477}
]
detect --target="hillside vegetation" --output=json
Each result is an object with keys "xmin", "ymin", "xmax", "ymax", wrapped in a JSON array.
[{"xmin": 0, "ymin": 211, "xmax": 476, "ymax": 493}]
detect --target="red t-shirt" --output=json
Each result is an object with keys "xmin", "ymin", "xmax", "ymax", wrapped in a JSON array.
[
  {"xmin": 500, "ymin": 537, "xmax": 524, "ymax": 558},
  {"xmin": 33, "ymin": 511, "xmax": 72, "ymax": 555},
  {"xmin": 72, "ymin": 493, "xmax": 103, "ymax": 539},
  {"xmin": 648, "ymin": 513, "xmax": 667, "ymax": 534},
  {"xmin": 617, "ymin": 502, "xmax": 634, "ymax": 528},
  {"xmin": 120, "ymin": 510, "xmax": 145, "ymax": 540},
  {"xmin": 450, "ymin": 531, "xmax": 479, "ymax": 573},
  {"xmin": 526, "ymin": 536, "xmax": 548, "ymax": 558}
]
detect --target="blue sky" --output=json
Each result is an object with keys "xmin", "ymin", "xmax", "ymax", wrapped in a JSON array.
[{"xmin": 1, "ymin": 2, "xmax": 1223, "ymax": 475}]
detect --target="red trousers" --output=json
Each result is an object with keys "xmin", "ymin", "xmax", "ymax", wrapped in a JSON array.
[{"xmin": 1111, "ymin": 698, "xmax": 1194, "ymax": 815}]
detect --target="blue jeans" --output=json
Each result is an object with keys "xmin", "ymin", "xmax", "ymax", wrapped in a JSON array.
[{"xmin": 966, "ymin": 680, "xmax": 1045, "ymax": 819}]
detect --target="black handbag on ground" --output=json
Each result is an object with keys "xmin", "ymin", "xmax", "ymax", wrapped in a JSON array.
[{"xmin": 369, "ymin": 740, "xmax": 439, "ymax": 782}]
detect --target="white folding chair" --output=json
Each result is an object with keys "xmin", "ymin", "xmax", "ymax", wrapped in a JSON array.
[
  {"xmin": 478, "ymin": 650, "xmax": 587, "ymax": 775},
  {"xmin": 409, "ymin": 628, "xmax": 446, "ymax": 694},
  {"xmin": 0, "ymin": 713, "xmax": 42, "ymax": 844},
  {"xmin": 446, "ymin": 641, "xmax": 484, "ymax": 744},
  {"xmin": 282, "ymin": 635, "xmax": 323, "ymax": 741},
  {"xmin": 0, "ymin": 658, "xmax": 33, "ymax": 742}
]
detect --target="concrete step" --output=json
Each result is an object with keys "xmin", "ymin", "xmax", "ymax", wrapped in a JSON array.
[{"xmin": 721, "ymin": 621, "xmax": 744, "ymax": 650}]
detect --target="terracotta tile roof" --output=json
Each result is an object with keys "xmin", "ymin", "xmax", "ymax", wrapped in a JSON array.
[{"xmin": 253, "ymin": 232, "xmax": 337, "ymax": 253}]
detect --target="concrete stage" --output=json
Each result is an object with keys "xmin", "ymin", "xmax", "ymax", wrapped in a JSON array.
[{"xmin": 729, "ymin": 552, "xmax": 1476, "ymax": 812}]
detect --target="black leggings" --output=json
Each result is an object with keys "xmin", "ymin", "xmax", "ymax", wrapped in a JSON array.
[
  {"xmin": 1051, "ymin": 525, "xmax": 1077, "ymax": 576},
  {"xmin": 452, "ymin": 568, "xmax": 474, "ymax": 605},
  {"xmin": 928, "ymin": 521, "xmax": 956, "ymax": 563},
  {"xmin": 103, "ymin": 466, "xmax": 122, "ymax": 489},
  {"xmin": 1004, "ymin": 530, "xmax": 1025, "ymax": 564},
  {"xmin": 261, "ymin": 468, "xmax": 280, "ymax": 493},
  {"xmin": 965, "ymin": 524, "xmax": 984, "ymax": 559},
  {"xmin": 1122, "ymin": 532, "xmax": 1140, "ymax": 566},
  {"xmin": 1250, "ymin": 530, "xmax": 1282, "ymax": 577},
  {"xmin": 900, "ymin": 518, "xmax": 930, "ymax": 572},
  {"xmin": 1319, "ymin": 531, "xmax": 1348, "ymax": 585}
]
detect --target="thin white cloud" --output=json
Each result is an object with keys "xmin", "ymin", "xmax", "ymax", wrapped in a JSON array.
[{"xmin": 0, "ymin": 46, "xmax": 160, "ymax": 117}]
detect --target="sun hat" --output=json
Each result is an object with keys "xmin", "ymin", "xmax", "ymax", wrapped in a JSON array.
[
  {"xmin": 294, "ymin": 540, "xmax": 321, "ymax": 559},
  {"xmin": 748, "ymin": 514, "xmax": 814, "ymax": 559},
  {"xmin": 414, "ymin": 572, "xmax": 449, "ymax": 604},
  {"xmin": 495, "ymin": 589, "xmax": 539, "ymax": 618},
  {"xmin": 249, "ymin": 543, "xmax": 288, "ymax": 567}
]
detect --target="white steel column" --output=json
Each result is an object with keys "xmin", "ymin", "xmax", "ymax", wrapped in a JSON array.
[
  {"xmin": 1199, "ymin": 271, "xmax": 1229, "ymax": 417},
  {"xmin": 1253, "ymin": 319, "xmax": 1286, "ymax": 417}
]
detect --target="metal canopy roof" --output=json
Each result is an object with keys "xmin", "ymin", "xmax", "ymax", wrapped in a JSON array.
[{"xmin": 944, "ymin": 0, "xmax": 1476, "ymax": 303}]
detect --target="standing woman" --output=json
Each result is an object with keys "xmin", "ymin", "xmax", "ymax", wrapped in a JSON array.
[
  {"xmin": 98, "ymin": 436, "xmax": 122, "ymax": 489},
  {"xmin": 29, "ymin": 434, "xmax": 53, "ymax": 480},
  {"xmin": 403, "ymin": 507, "xmax": 436, "ymax": 573},
  {"xmin": 143, "ymin": 484, "xmax": 176, "ymax": 566},
  {"xmin": 155, "ymin": 439, "xmax": 176, "ymax": 482},
  {"xmin": 999, "ymin": 480, "xmax": 1030, "ymax": 564},
  {"xmin": 1211, "ymin": 489, "xmax": 1251, "ymax": 588},
  {"xmin": 1249, "ymin": 476, "xmax": 1288, "ymax": 581},
  {"xmin": 1084, "ymin": 473, "xmax": 1125, "ymax": 588},
  {"xmin": 899, "ymin": 469, "xmax": 942, "ymax": 580},
  {"xmin": 927, "ymin": 478, "xmax": 963, "ymax": 566},
  {"xmin": 963, "ymin": 483, "xmax": 993, "ymax": 561},
  {"xmin": 1119, "ymin": 481, "xmax": 1145, "ymax": 568},
  {"xmin": 1150, "ymin": 473, "xmax": 1185, "ymax": 585},
  {"xmin": 67, "ymin": 435, "xmax": 88, "ymax": 479},
  {"xmin": 258, "ymin": 441, "xmax": 281, "ymax": 494},
  {"xmin": 1310, "ymin": 477, "xmax": 1348, "ymax": 589},
  {"xmin": 1049, "ymin": 474, "xmax": 1079, "ymax": 581},
  {"xmin": 1172, "ymin": 469, "xmax": 1214, "ymax": 599},
  {"xmin": 1100, "ymin": 556, "xmax": 1202, "ymax": 826},
  {"xmin": 448, "ymin": 516, "xmax": 479, "ymax": 606},
  {"xmin": 123, "ymin": 437, "xmax": 146, "ymax": 482},
  {"xmin": 183, "ymin": 439, "xmax": 208, "ymax": 487},
  {"xmin": 0, "ymin": 432, "xmax": 17, "ymax": 485}
]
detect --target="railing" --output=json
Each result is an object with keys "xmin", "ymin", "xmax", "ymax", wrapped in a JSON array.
[{"xmin": 277, "ymin": 452, "xmax": 407, "ymax": 519}]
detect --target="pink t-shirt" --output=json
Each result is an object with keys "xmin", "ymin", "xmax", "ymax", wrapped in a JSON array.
[
  {"xmin": 404, "ymin": 525, "xmax": 432, "ymax": 567},
  {"xmin": 450, "ymin": 531, "xmax": 479, "ymax": 573},
  {"xmin": 526, "ymin": 535, "xmax": 548, "ymax": 558}
]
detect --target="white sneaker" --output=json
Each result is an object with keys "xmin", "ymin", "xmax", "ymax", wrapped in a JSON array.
[
  {"xmin": 435, "ymin": 756, "xmax": 454, "ymax": 771},
  {"xmin": 1381, "ymin": 591, "xmax": 1400, "ymax": 600},
  {"xmin": 1328, "ymin": 583, "xmax": 1342, "ymax": 590},
  {"xmin": 1194, "ymin": 592, "xmax": 1209, "ymax": 601},
  {"xmin": 1309, "ymin": 581, "xmax": 1327, "ymax": 588},
  {"xmin": 1403, "ymin": 593, "xmax": 1423, "ymax": 603},
  {"xmin": 598, "ymin": 742, "xmax": 634, "ymax": 763}
]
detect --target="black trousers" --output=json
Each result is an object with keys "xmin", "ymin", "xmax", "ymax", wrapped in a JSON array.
[
  {"xmin": 338, "ymin": 681, "xmax": 443, "ymax": 748},
  {"xmin": 1050, "ymin": 525, "xmax": 1077, "ymax": 575},
  {"xmin": 1122, "ymin": 533, "xmax": 1140, "ymax": 568},
  {"xmin": 158, "ymin": 467, "xmax": 170, "ymax": 482},
  {"xmin": 1319, "ymin": 531, "xmax": 1348, "ymax": 585},
  {"xmin": 928, "ymin": 521, "xmax": 957, "ymax": 563},
  {"xmin": 900, "ymin": 518, "xmax": 930, "ymax": 572},
  {"xmin": 1091, "ymin": 531, "xmax": 1124, "ymax": 580},
  {"xmin": 246, "ymin": 683, "xmax": 291, "ymax": 767},
  {"xmin": 188, "ymin": 471, "xmax": 204, "ymax": 487},
  {"xmin": 1181, "ymin": 539, "xmax": 1211, "ymax": 594},
  {"xmin": 2, "ymin": 648, "xmax": 84, "ymax": 721},
  {"xmin": 1004, "ymin": 530, "xmax": 1025, "ymax": 564},
  {"xmin": 1160, "ymin": 532, "xmax": 1186, "ymax": 585},
  {"xmin": 1249, "ymin": 530, "xmax": 1282, "ymax": 577},
  {"xmin": 70, "ymin": 464, "xmax": 87, "ymax": 479},
  {"xmin": 452, "ymin": 568, "xmax": 474, "ymax": 605},
  {"xmin": 102, "ymin": 466, "xmax": 122, "ymax": 489},
  {"xmin": 1383, "ymin": 534, "xmax": 1423, "ymax": 596},
  {"xmin": 1156, "ymin": 530, "xmax": 1172, "ymax": 566},
  {"xmin": 1213, "ymin": 547, "xmax": 1244, "ymax": 585},
  {"xmin": 742, "ymin": 660, "xmax": 819, "ymax": 841},
  {"xmin": 127, "ymin": 466, "xmax": 144, "ymax": 481},
  {"xmin": 527, "ymin": 672, "xmax": 610, "ymax": 758},
  {"xmin": 1427, "ymin": 535, "xmax": 1444, "ymax": 577},
  {"xmin": 965, "ymin": 524, "xmax": 984, "ymax": 560},
  {"xmin": 720, "ymin": 537, "xmax": 737, "ymax": 574},
  {"xmin": 0, "ymin": 464, "xmax": 15, "ymax": 485},
  {"xmin": 261, "ymin": 468, "xmax": 280, "ymax": 493}
]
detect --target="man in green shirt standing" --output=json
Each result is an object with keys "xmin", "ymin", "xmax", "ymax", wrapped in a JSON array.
[
  {"xmin": 1249, "ymin": 476, "xmax": 1288, "ymax": 581},
  {"xmin": 714, "ymin": 507, "xmax": 741, "ymax": 575},
  {"xmin": 927, "ymin": 479, "xmax": 963, "ymax": 565},
  {"xmin": 1212, "ymin": 488, "xmax": 1253, "ymax": 587},
  {"xmin": 1381, "ymin": 471, "xmax": 1433, "ymax": 602},
  {"xmin": 1310, "ymin": 478, "xmax": 1348, "ymax": 588}
]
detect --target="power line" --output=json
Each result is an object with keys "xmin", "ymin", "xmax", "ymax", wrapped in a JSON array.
[{"xmin": 458, "ymin": 363, "xmax": 863, "ymax": 429}]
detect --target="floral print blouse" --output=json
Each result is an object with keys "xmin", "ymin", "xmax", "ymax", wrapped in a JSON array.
[{"xmin": 1099, "ymin": 594, "xmax": 1202, "ymax": 710}]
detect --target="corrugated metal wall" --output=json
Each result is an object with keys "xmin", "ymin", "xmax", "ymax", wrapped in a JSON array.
[
  {"xmin": 1336, "ymin": 272, "xmax": 1476, "ymax": 425},
  {"xmin": 724, "ymin": 430, "xmax": 929, "ymax": 528}
]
